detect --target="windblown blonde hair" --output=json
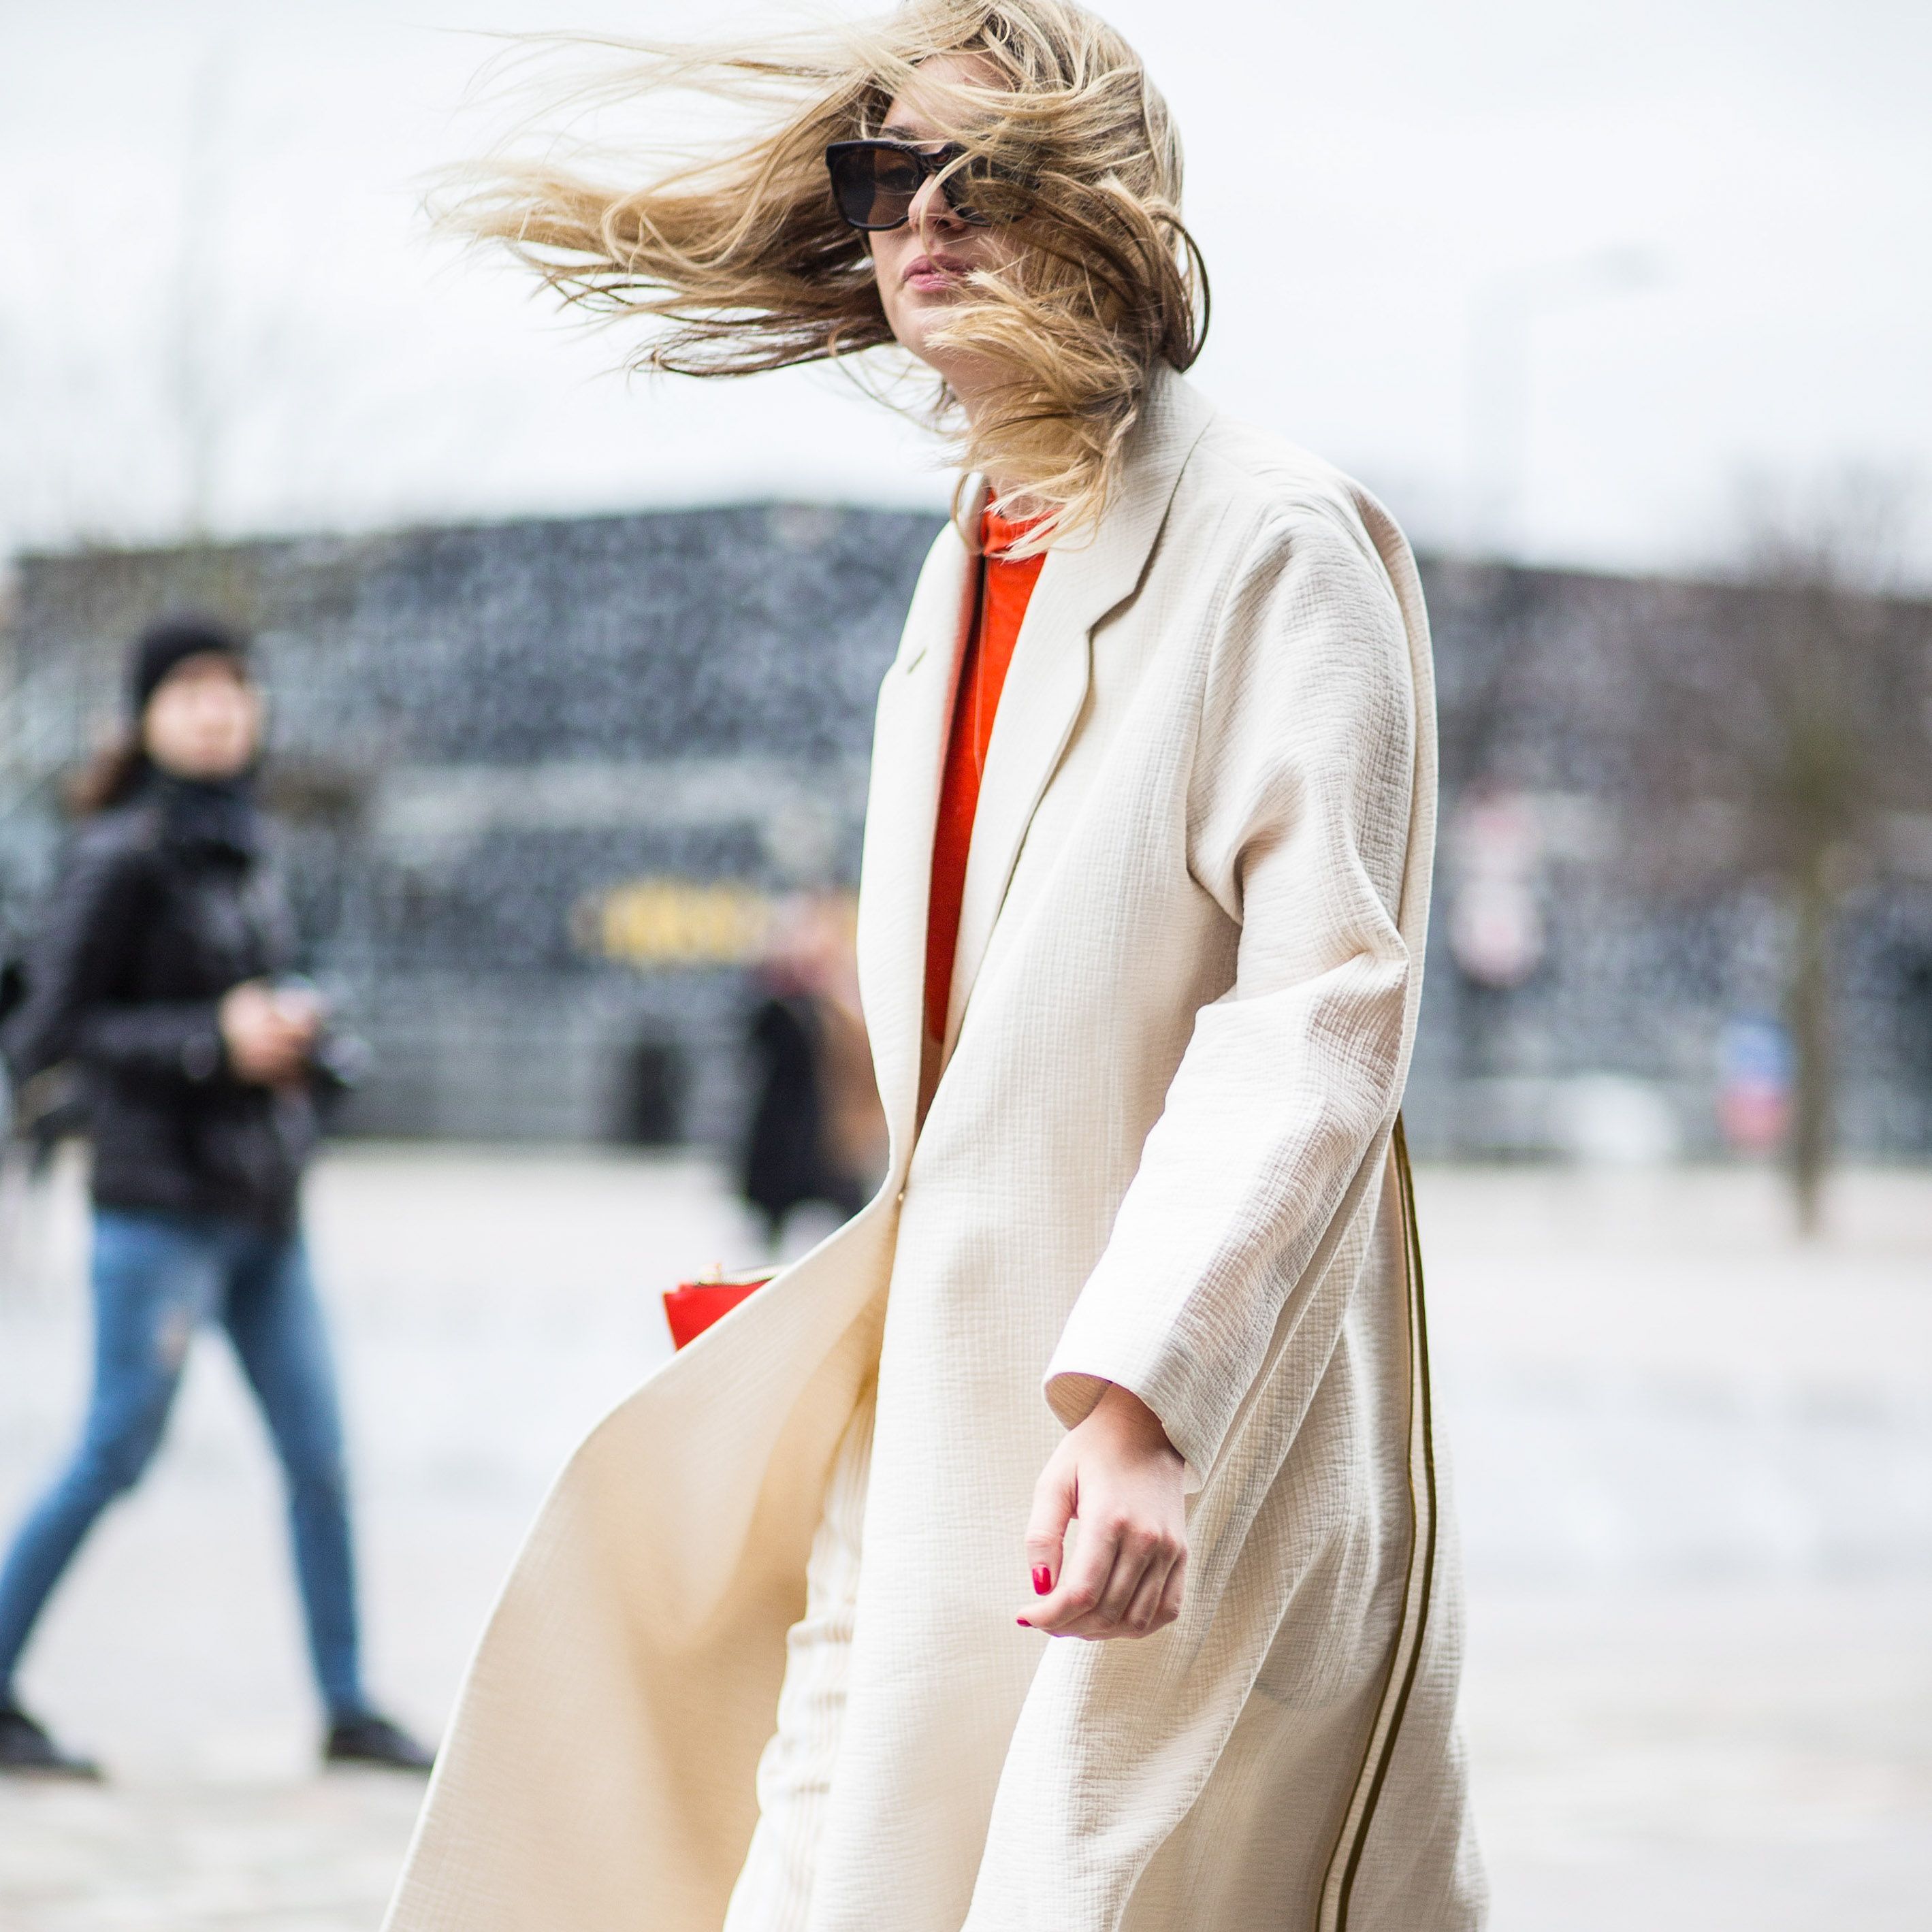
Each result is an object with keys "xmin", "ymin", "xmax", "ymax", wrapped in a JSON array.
[{"xmin": 448, "ymin": 0, "xmax": 1208, "ymax": 545}]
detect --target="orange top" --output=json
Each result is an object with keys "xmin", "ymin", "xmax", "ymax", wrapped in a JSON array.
[{"xmin": 924, "ymin": 504, "xmax": 1048, "ymax": 1045}]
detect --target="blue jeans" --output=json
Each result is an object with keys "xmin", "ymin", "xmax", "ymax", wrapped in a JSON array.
[{"xmin": 0, "ymin": 1210, "xmax": 366, "ymax": 1721}]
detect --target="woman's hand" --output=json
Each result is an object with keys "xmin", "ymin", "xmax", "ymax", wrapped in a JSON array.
[
  {"xmin": 1019, "ymin": 1383, "xmax": 1187, "ymax": 1641},
  {"xmin": 219, "ymin": 981, "xmax": 321, "ymax": 1086}
]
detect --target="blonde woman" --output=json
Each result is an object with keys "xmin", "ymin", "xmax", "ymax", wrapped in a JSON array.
[{"xmin": 388, "ymin": 4, "xmax": 1483, "ymax": 1928}]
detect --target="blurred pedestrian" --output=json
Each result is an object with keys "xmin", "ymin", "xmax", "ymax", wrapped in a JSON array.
[
  {"xmin": 0, "ymin": 617, "xmax": 430, "ymax": 1779},
  {"xmin": 739, "ymin": 893, "xmax": 886, "ymax": 1253},
  {"xmin": 391, "ymin": 6, "xmax": 1480, "ymax": 1928}
]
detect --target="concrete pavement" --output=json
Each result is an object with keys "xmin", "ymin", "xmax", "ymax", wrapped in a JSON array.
[{"xmin": 0, "ymin": 1148, "xmax": 1926, "ymax": 1929}]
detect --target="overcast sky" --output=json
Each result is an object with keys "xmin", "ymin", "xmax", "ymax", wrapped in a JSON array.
[{"xmin": 4, "ymin": 0, "xmax": 1929, "ymax": 579}]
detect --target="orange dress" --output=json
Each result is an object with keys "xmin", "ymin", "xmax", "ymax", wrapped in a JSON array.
[{"xmin": 923, "ymin": 504, "xmax": 1047, "ymax": 1047}]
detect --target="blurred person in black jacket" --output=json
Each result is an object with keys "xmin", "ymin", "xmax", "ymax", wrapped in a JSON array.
[
  {"xmin": 739, "ymin": 892, "xmax": 886, "ymax": 1254},
  {"xmin": 0, "ymin": 618, "xmax": 429, "ymax": 1780}
]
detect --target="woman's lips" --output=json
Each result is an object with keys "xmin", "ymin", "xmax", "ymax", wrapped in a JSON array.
[{"xmin": 903, "ymin": 255, "xmax": 965, "ymax": 293}]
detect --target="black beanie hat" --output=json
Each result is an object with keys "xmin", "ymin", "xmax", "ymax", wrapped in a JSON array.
[{"xmin": 129, "ymin": 615, "xmax": 251, "ymax": 720}]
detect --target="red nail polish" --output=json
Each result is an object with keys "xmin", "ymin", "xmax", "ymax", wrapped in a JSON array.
[
  {"xmin": 1032, "ymin": 1566, "xmax": 1052, "ymax": 1596},
  {"xmin": 1016, "ymin": 1617, "xmax": 1032, "ymax": 1627}
]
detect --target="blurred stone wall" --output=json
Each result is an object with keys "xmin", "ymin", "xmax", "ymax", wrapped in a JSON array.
[{"xmin": 3, "ymin": 509, "xmax": 1930, "ymax": 1157}]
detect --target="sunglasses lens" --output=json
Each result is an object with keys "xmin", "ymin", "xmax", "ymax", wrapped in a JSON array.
[
  {"xmin": 831, "ymin": 146, "xmax": 923, "ymax": 229},
  {"xmin": 940, "ymin": 149, "xmax": 1001, "ymax": 224},
  {"xmin": 827, "ymin": 142, "xmax": 1004, "ymax": 229},
  {"xmin": 939, "ymin": 172, "xmax": 980, "ymax": 223}
]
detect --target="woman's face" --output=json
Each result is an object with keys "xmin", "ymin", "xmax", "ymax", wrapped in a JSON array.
[
  {"xmin": 869, "ymin": 55, "xmax": 1020, "ymax": 386},
  {"xmin": 141, "ymin": 654, "xmax": 263, "ymax": 781}
]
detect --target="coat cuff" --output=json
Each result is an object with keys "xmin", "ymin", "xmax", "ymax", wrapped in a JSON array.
[{"xmin": 1043, "ymin": 1338, "xmax": 1217, "ymax": 1498}]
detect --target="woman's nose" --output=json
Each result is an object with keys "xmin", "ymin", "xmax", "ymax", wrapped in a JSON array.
[{"xmin": 911, "ymin": 174, "xmax": 966, "ymax": 242}]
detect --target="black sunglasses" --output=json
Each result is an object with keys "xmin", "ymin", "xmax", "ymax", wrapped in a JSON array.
[{"xmin": 824, "ymin": 138, "xmax": 996, "ymax": 231}]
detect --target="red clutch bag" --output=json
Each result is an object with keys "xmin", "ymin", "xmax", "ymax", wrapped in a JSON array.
[{"xmin": 663, "ymin": 1269, "xmax": 775, "ymax": 1351}]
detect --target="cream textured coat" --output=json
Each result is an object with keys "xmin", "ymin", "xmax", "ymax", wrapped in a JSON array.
[{"xmin": 385, "ymin": 370, "xmax": 1484, "ymax": 1932}]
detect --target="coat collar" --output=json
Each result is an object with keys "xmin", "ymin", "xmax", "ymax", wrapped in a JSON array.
[{"xmin": 858, "ymin": 368, "xmax": 1219, "ymax": 1163}]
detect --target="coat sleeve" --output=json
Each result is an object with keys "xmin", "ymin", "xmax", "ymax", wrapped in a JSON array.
[
  {"xmin": 1043, "ymin": 503, "xmax": 1419, "ymax": 1480},
  {"xmin": 2, "ymin": 833, "xmax": 227, "ymax": 1089}
]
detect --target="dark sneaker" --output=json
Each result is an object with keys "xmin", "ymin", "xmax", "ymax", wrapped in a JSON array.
[
  {"xmin": 324, "ymin": 1712, "xmax": 434, "ymax": 1772},
  {"xmin": 0, "ymin": 1704, "xmax": 101, "ymax": 1780}
]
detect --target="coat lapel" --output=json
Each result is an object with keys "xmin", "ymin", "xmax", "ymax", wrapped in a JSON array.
[
  {"xmin": 855, "ymin": 484, "xmax": 986, "ymax": 1166},
  {"xmin": 940, "ymin": 370, "xmax": 1217, "ymax": 1057}
]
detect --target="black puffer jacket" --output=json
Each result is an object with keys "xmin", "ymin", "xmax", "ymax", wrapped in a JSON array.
[{"xmin": 1, "ymin": 775, "xmax": 317, "ymax": 1229}]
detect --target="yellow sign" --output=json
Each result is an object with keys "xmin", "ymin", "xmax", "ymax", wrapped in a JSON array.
[{"xmin": 573, "ymin": 878, "xmax": 774, "ymax": 968}]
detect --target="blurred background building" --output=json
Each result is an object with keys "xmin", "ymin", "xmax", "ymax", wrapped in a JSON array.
[
  {"xmin": 0, "ymin": 506, "xmax": 931, "ymax": 1145},
  {"xmin": 6, "ymin": 516, "xmax": 1929, "ymax": 1160}
]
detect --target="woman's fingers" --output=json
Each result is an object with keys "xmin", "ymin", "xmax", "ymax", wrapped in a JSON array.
[
  {"xmin": 1084, "ymin": 1531, "xmax": 1179, "ymax": 1637},
  {"xmin": 1156, "ymin": 1552, "xmax": 1187, "ymax": 1628},
  {"xmin": 1121, "ymin": 1547, "xmax": 1175, "ymax": 1635},
  {"xmin": 1093, "ymin": 1522, "xmax": 1159, "ymax": 1626},
  {"xmin": 1023, "ymin": 1517, "xmax": 1119, "ymax": 1634},
  {"xmin": 1025, "ymin": 1526, "xmax": 1185, "ymax": 1638},
  {"xmin": 1022, "ymin": 1451, "xmax": 1076, "ymax": 1600}
]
